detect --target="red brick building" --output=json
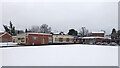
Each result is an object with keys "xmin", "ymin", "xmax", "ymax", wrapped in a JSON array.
[
  {"xmin": 0, "ymin": 32, "xmax": 12, "ymax": 42},
  {"xmin": 16, "ymin": 33, "xmax": 52, "ymax": 45},
  {"xmin": 90, "ymin": 32, "xmax": 104, "ymax": 37}
]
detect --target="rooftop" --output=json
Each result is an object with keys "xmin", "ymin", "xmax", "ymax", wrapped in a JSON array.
[
  {"xmin": 91, "ymin": 31, "xmax": 104, "ymax": 34},
  {"xmin": 17, "ymin": 33, "xmax": 52, "ymax": 36},
  {"xmin": 0, "ymin": 32, "xmax": 11, "ymax": 37},
  {"xmin": 80, "ymin": 36, "xmax": 111, "ymax": 39}
]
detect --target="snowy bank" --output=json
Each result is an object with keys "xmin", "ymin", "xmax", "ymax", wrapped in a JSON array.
[
  {"xmin": 2, "ymin": 44, "xmax": 118, "ymax": 66},
  {"xmin": 0, "ymin": 42, "xmax": 17, "ymax": 46}
]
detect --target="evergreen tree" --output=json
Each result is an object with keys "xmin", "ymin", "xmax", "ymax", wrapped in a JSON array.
[
  {"xmin": 68, "ymin": 29, "xmax": 78, "ymax": 36},
  {"xmin": 3, "ymin": 21, "xmax": 16, "ymax": 36},
  {"xmin": 3, "ymin": 25, "xmax": 10, "ymax": 34},
  {"xmin": 118, "ymin": 30, "xmax": 120, "ymax": 39},
  {"xmin": 25, "ymin": 29, "xmax": 28, "ymax": 33},
  {"xmin": 111, "ymin": 28, "xmax": 117, "ymax": 39}
]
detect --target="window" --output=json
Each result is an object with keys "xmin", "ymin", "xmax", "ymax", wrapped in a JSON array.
[
  {"xmin": 59, "ymin": 38, "xmax": 63, "ymax": 42},
  {"xmin": 32, "ymin": 36, "xmax": 38, "ymax": 40},
  {"xmin": 66, "ymin": 38, "xmax": 69, "ymax": 42},
  {"xmin": 48, "ymin": 37, "xmax": 52, "ymax": 41},
  {"xmin": 55, "ymin": 38, "xmax": 59, "ymax": 41},
  {"xmin": 21, "ymin": 38, "xmax": 25, "ymax": 42}
]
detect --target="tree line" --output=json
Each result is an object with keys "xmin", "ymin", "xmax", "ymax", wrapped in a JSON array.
[
  {"xmin": 2, "ymin": 21, "xmax": 120, "ymax": 41},
  {"xmin": 3, "ymin": 21, "xmax": 90, "ymax": 37}
]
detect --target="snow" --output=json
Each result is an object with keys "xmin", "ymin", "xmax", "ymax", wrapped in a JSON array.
[
  {"xmin": 0, "ymin": 32, "xmax": 12, "ymax": 38},
  {"xmin": 82, "ymin": 36, "xmax": 111, "ymax": 39},
  {"xmin": 0, "ymin": 42, "xmax": 18, "ymax": 46},
  {"xmin": 82, "ymin": 36, "xmax": 104, "ymax": 39},
  {"xmin": 91, "ymin": 32, "xmax": 104, "ymax": 33},
  {"xmin": 1, "ymin": 44, "xmax": 118, "ymax": 66},
  {"xmin": 17, "ymin": 33, "xmax": 52, "ymax": 36},
  {"xmin": 0, "ymin": 47, "xmax": 2, "ymax": 67}
]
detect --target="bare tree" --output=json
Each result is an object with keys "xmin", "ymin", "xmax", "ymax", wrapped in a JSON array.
[
  {"xmin": 48, "ymin": 27, "xmax": 52, "ymax": 33},
  {"xmin": 30, "ymin": 25, "xmax": 40, "ymax": 32},
  {"xmin": 29, "ymin": 24, "xmax": 51, "ymax": 33},
  {"xmin": 39, "ymin": 24, "xmax": 51, "ymax": 33},
  {"xmin": 79, "ymin": 27, "xmax": 89, "ymax": 37}
]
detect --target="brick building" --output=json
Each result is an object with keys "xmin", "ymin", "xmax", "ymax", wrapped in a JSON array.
[
  {"xmin": 90, "ymin": 32, "xmax": 104, "ymax": 37},
  {"xmin": 0, "ymin": 32, "xmax": 12, "ymax": 42},
  {"xmin": 15, "ymin": 33, "xmax": 52, "ymax": 45},
  {"xmin": 81, "ymin": 31, "xmax": 110, "ymax": 44}
]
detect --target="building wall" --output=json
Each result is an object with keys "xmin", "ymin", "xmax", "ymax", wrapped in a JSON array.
[
  {"xmin": 15, "ymin": 34, "xmax": 27, "ymax": 44},
  {"xmin": 90, "ymin": 33, "xmax": 104, "ymax": 37},
  {"xmin": 15, "ymin": 34, "xmax": 53, "ymax": 45},
  {"xmin": 96, "ymin": 38, "xmax": 103, "ymax": 42},
  {"xmin": 15, "ymin": 34, "xmax": 74, "ymax": 45},
  {"xmin": 0, "ymin": 33, "xmax": 12, "ymax": 42},
  {"xmin": 27, "ymin": 34, "xmax": 52, "ymax": 45},
  {"xmin": 53, "ymin": 35, "xmax": 74, "ymax": 43}
]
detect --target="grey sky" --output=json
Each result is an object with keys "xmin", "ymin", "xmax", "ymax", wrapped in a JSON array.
[{"xmin": 2, "ymin": 2, "xmax": 118, "ymax": 34}]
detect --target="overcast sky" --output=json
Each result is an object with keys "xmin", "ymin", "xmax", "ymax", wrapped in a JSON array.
[{"xmin": 1, "ymin": 1, "xmax": 118, "ymax": 34}]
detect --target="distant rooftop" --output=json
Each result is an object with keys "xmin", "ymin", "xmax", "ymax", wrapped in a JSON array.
[
  {"xmin": 28, "ymin": 33, "xmax": 52, "ymax": 35},
  {"xmin": 91, "ymin": 31, "xmax": 104, "ymax": 34},
  {"xmin": 81, "ymin": 36, "xmax": 111, "ymax": 39}
]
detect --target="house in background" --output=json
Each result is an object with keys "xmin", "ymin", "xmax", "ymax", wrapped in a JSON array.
[
  {"xmin": 90, "ymin": 32, "xmax": 105, "ymax": 37},
  {"xmin": 0, "ymin": 31, "xmax": 12, "ymax": 42},
  {"xmin": 81, "ymin": 31, "xmax": 111, "ymax": 44}
]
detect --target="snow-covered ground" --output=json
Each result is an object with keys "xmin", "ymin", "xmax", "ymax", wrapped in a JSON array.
[
  {"xmin": 0, "ymin": 48, "xmax": 2, "ymax": 67},
  {"xmin": 1, "ymin": 44, "xmax": 118, "ymax": 66},
  {"xmin": 0, "ymin": 42, "xmax": 18, "ymax": 46}
]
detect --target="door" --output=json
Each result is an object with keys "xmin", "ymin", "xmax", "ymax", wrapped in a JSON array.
[{"xmin": 41, "ymin": 37, "xmax": 45, "ymax": 44}]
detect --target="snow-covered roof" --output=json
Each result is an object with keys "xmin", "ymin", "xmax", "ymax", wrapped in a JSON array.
[
  {"xmin": 0, "ymin": 32, "xmax": 11, "ymax": 37},
  {"xmin": 17, "ymin": 33, "xmax": 52, "ymax": 36},
  {"xmin": 12, "ymin": 36, "xmax": 17, "ymax": 38},
  {"xmin": 82, "ymin": 36, "xmax": 111, "ymax": 39},
  {"xmin": 27, "ymin": 33, "xmax": 52, "ymax": 35},
  {"xmin": 82, "ymin": 37, "xmax": 103, "ymax": 39},
  {"xmin": 53, "ymin": 34, "xmax": 75, "ymax": 36},
  {"xmin": 91, "ymin": 31, "xmax": 104, "ymax": 34}
]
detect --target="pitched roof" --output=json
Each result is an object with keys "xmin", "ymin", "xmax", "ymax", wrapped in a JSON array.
[{"xmin": 0, "ymin": 32, "xmax": 11, "ymax": 38}]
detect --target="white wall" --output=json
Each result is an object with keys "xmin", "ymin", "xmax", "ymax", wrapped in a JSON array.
[{"xmin": 2, "ymin": 45, "xmax": 118, "ymax": 66}]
